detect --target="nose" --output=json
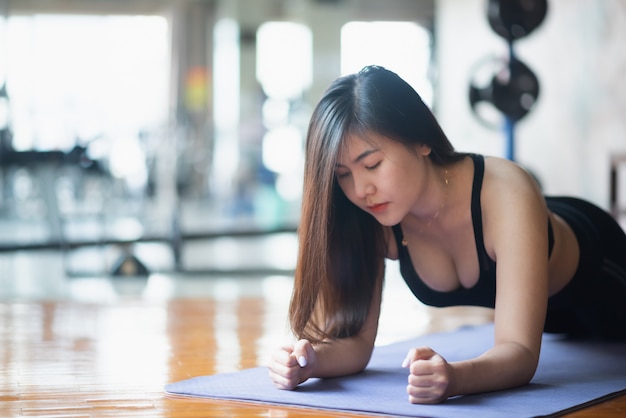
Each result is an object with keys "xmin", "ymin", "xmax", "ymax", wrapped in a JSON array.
[{"xmin": 353, "ymin": 175, "xmax": 375, "ymax": 199}]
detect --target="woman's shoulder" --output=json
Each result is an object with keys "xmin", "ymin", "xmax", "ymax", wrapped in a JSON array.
[
  {"xmin": 448, "ymin": 153, "xmax": 534, "ymax": 195},
  {"xmin": 482, "ymin": 155, "xmax": 540, "ymax": 191},
  {"xmin": 480, "ymin": 155, "xmax": 546, "ymax": 218}
]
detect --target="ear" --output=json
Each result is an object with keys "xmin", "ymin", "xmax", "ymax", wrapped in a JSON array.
[{"xmin": 417, "ymin": 144, "xmax": 432, "ymax": 156}]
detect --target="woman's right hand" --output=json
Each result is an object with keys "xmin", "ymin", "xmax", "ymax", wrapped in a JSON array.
[{"xmin": 268, "ymin": 339, "xmax": 316, "ymax": 390}]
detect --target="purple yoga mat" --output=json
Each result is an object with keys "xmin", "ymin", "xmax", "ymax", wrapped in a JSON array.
[{"xmin": 165, "ymin": 324, "xmax": 626, "ymax": 417}]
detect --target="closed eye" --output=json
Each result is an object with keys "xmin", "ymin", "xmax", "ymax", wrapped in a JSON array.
[{"xmin": 366, "ymin": 161, "xmax": 381, "ymax": 170}]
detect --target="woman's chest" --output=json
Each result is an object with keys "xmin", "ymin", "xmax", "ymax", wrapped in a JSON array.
[{"xmin": 405, "ymin": 224, "xmax": 483, "ymax": 292}]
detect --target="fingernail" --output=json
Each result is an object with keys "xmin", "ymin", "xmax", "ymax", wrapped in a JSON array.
[
  {"xmin": 297, "ymin": 356, "xmax": 307, "ymax": 367},
  {"xmin": 401, "ymin": 357, "xmax": 410, "ymax": 368}
]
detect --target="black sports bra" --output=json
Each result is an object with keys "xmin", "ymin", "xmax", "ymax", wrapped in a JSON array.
[{"xmin": 391, "ymin": 154, "xmax": 554, "ymax": 308}]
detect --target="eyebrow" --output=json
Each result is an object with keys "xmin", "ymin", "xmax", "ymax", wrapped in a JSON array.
[{"xmin": 336, "ymin": 148, "xmax": 379, "ymax": 167}]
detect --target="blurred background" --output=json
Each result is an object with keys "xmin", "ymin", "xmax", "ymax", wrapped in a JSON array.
[{"xmin": 0, "ymin": 0, "xmax": 625, "ymax": 301}]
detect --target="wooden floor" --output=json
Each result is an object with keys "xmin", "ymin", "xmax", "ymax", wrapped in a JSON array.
[{"xmin": 1, "ymin": 292, "xmax": 624, "ymax": 417}]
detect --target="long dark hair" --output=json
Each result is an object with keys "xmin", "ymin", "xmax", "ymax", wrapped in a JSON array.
[{"xmin": 290, "ymin": 66, "xmax": 463, "ymax": 342}]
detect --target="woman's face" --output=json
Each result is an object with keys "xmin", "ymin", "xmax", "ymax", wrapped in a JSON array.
[{"xmin": 335, "ymin": 133, "xmax": 431, "ymax": 226}]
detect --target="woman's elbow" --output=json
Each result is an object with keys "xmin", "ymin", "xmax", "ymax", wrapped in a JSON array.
[
  {"xmin": 350, "ymin": 343, "xmax": 375, "ymax": 375},
  {"xmin": 504, "ymin": 342, "xmax": 540, "ymax": 387},
  {"xmin": 516, "ymin": 348, "xmax": 540, "ymax": 385}
]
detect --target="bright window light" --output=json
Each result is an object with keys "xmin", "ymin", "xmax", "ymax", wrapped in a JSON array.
[
  {"xmin": 3, "ymin": 14, "xmax": 168, "ymax": 151},
  {"xmin": 341, "ymin": 21, "xmax": 433, "ymax": 105},
  {"xmin": 211, "ymin": 18, "xmax": 241, "ymax": 200},
  {"xmin": 256, "ymin": 22, "xmax": 312, "ymax": 100},
  {"xmin": 262, "ymin": 125, "xmax": 302, "ymax": 174}
]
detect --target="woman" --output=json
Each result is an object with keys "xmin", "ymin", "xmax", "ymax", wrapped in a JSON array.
[{"xmin": 268, "ymin": 65, "xmax": 626, "ymax": 404}]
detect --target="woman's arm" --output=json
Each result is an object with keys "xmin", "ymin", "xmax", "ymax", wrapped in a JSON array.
[
  {"xmin": 405, "ymin": 158, "xmax": 550, "ymax": 402},
  {"xmin": 269, "ymin": 266, "xmax": 384, "ymax": 389},
  {"xmin": 455, "ymin": 158, "xmax": 548, "ymax": 392}
]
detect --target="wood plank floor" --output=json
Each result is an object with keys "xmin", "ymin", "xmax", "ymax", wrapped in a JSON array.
[{"xmin": 1, "ymin": 292, "xmax": 624, "ymax": 417}]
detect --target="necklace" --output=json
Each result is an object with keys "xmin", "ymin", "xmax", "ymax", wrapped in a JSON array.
[{"xmin": 402, "ymin": 169, "xmax": 449, "ymax": 246}]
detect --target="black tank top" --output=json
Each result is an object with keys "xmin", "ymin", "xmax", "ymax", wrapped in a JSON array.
[{"xmin": 391, "ymin": 154, "xmax": 554, "ymax": 308}]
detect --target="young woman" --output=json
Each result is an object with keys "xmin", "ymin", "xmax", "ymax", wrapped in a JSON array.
[{"xmin": 267, "ymin": 65, "xmax": 626, "ymax": 404}]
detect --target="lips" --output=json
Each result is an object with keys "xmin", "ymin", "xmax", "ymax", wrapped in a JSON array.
[{"xmin": 368, "ymin": 202, "xmax": 389, "ymax": 214}]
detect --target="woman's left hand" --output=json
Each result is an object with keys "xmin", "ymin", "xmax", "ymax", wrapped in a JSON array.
[{"xmin": 402, "ymin": 347, "xmax": 454, "ymax": 404}]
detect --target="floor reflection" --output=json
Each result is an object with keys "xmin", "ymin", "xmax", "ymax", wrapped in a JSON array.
[{"xmin": 0, "ymin": 293, "xmax": 294, "ymax": 417}]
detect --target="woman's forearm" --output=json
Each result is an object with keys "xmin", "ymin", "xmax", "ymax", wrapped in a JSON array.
[
  {"xmin": 309, "ymin": 334, "xmax": 376, "ymax": 378},
  {"xmin": 449, "ymin": 341, "xmax": 539, "ymax": 397}
]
